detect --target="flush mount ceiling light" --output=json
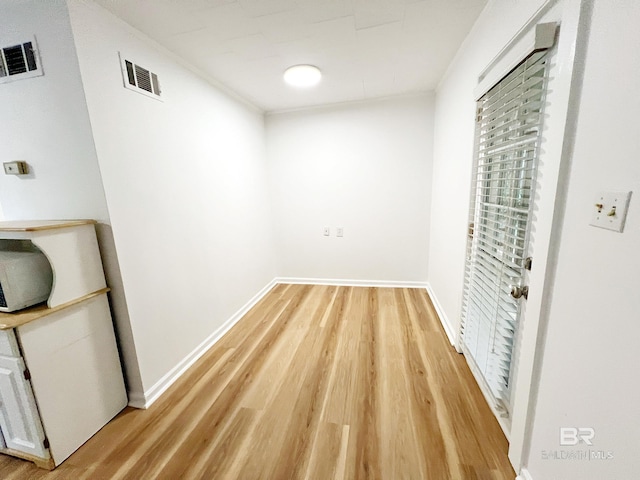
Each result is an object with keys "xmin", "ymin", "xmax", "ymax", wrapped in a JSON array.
[{"xmin": 283, "ymin": 64, "xmax": 322, "ymax": 88}]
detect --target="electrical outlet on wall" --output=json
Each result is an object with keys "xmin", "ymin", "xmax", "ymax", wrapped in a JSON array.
[{"xmin": 336, "ymin": 227, "xmax": 344, "ymax": 237}]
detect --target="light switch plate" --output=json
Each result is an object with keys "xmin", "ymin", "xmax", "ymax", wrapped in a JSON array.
[
  {"xmin": 589, "ymin": 191, "xmax": 632, "ymax": 232},
  {"xmin": 336, "ymin": 227, "xmax": 344, "ymax": 237}
]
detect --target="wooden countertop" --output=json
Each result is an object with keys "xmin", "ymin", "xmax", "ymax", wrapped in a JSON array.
[
  {"xmin": 0, "ymin": 220, "xmax": 97, "ymax": 232},
  {"xmin": 0, "ymin": 288, "xmax": 110, "ymax": 330}
]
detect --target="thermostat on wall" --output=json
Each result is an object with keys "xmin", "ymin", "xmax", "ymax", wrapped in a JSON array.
[{"xmin": 3, "ymin": 161, "xmax": 29, "ymax": 175}]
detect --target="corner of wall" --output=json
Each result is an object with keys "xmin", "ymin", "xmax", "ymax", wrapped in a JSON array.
[{"xmin": 425, "ymin": 283, "xmax": 458, "ymax": 347}]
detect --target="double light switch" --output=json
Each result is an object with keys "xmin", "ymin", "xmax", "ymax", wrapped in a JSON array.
[{"xmin": 590, "ymin": 191, "xmax": 632, "ymax": 232}]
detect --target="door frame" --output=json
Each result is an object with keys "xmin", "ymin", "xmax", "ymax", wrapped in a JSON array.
[{"xmin": 462, "ymin": 0, "xmax": 593, "ymax": 473}]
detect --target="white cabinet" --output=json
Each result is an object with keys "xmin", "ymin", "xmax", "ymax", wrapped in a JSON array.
[
  {"xmin": 0, "ymin": 220, "xmax": 127, "ymax": 470},
  {"xmin": 0, "ymin": 352, "xmax": 48, "ymax": 459}
]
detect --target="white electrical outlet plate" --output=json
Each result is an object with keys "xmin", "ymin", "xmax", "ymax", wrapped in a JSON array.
[
  {"xmin": 336, "ymin": 227, "xmax": 344, "ymax": 237},
  {"xmin": 589, "ymin": 191, "xmax": 632, "ymax": 232}
]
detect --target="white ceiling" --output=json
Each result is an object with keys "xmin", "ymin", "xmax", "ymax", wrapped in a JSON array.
[{"xmin": 94, "ymin": 0, "xmax": 487, "ymax": 112}]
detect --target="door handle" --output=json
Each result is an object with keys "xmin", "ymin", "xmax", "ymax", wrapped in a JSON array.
[{"xmin": 510, "ymin": 285, "xmax": 529, "ymax": 300}]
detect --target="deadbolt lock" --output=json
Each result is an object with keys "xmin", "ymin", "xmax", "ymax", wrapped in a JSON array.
[{"xmin": 524, "ymin": 257, "xmax": 533, "ymax": 271}]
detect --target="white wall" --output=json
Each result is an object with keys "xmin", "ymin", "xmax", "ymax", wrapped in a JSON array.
[
  {"xmin": 267, "ymin": 95, "xmax": 433, "ymax": 284},
  {"xmin": 0, "ymin": 1, "xmax": 108, "ymax": 223},
  {"xmin": 0, "ymin": 1, "xmax": 144, "ymax": 398},
  {"xmin": 526, "ymin": 1, "xmax": 640, "ymax": 478},
  {"xmin": 67, "ymin": 1, "xmax": 277, "ymax": 403}
]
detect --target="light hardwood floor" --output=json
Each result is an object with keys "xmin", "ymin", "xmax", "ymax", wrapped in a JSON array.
[{"xmin": 0, "ymin": 284, "xmax": 515, "ymax": 479}]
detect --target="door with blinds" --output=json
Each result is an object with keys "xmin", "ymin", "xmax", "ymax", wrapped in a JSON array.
[{"xmin": 460, "ymin": 49, "xmax": 550, "ymax": 418}]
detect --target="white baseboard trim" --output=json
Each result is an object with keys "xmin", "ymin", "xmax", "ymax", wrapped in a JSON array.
[
  {"xmin": 276, "ymin": 277, "xmax": 428, "ymax": 289},
  {"xmin": 425, "ymin": 282, "xmax": 457, "ymax": 347},
  {"xmin": 516, "ymin": 468, "xmax": 533, "ymax": 480},
  {"xmin": 129, "ymin": 278, "xmax": 278, "ymax": 409}
]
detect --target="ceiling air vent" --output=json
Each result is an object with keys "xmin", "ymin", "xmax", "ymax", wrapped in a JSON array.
[
  {"xmin": 119, "ymin": 53, "xmax": 161, "ymax": 100},
  {"xmin": 0, "ymin": 38, "xmax": 43, "ymax": 84}
]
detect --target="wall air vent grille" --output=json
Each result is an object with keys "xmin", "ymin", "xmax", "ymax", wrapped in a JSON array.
[
  {"xmin": 119, "ymin": 54, "xmax": 161, "ymax": 100},
  {"xmin": 0, "ymin": 38, "xmax": 43, "ymax": 84}
]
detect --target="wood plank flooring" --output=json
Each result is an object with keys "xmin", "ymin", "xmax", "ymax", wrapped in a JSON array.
[{"xmin": 0, "ymin": 284, "xmax": 515, "ymax": 479}]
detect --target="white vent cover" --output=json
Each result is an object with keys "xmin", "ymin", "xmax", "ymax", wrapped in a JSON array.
[
  {"xmin": 119, "ymin": 53, "xmax": 161, "ymax": 100},
  {"xmin": 0, "ymin": 38, "xmax": 43, "ymax": 84}
]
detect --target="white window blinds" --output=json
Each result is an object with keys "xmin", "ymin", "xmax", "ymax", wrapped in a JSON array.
[{"xmin": 461, "ymin": 48, "xmax": 550, "ymax": 416}]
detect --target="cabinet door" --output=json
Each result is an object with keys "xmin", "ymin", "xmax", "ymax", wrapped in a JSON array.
[{"xmin": 0, "ymin": 355, "xmax": 48, "ymax": 458}]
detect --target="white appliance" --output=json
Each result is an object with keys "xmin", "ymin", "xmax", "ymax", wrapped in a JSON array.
[{"xmin": 0, "ymin": 250, "xmax": 53, "ymax": 312}]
